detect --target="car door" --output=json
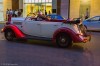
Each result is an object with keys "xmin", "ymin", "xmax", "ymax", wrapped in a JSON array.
[
  {"xmin": 22, "ymin": 20, "xmax": 41, "ymax": 36},
  {"xmin": 84, "ymin": 16, "xmax": 100, "ymax": 31},
  {"xmin": 40, "ymin": 21, "xmax": 61, "ymax": 38}
]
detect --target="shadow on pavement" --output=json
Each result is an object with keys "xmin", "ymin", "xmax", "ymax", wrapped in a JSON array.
[
  {"xmin": 14, "ymin": 39, "xmax": 55, "ymax": 48},
  {"xmin": 67, "ymin": 44, "xmax": 85, "ymax": 52},
  {"xmin": 13, "ymin": 39, "xmax": 86, "ymax": 52}
]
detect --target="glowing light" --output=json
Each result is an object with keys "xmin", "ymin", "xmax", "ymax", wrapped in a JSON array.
[{"xmin": 81, "ymin": 0, "xmax": 90, "ymax": 4}]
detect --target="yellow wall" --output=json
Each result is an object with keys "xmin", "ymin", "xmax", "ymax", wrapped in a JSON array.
[
  {"xmin": 70, "ymin": 0, "xmax": 100, "ymax": 18},
  {"xmin": 70, "ymin": 0, "xmax": 80, "ymax": 18},
  {"xmin": 3, "ymin": 0, "xmax": 12, "ymax": 20},
  {"xmin": 91, "ymin": 0, "xmax": 100, "ymax": 17}
]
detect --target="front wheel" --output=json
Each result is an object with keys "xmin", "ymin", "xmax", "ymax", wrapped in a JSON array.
[
  {"xmin": 4, "ymin": 30, "xmax": 15, "ymax": 41},
  {"xmin": 56, "ymin": 33, "xmax": 72, "ymax": 48}
]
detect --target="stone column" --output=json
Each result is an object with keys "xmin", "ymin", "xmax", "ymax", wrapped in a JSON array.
[
  {"xmin": 52, "ymin": 0, "xmax": 57, "ymax": 14},
  {"xmin": 60, "ymin": 0, "xmax": 69, "ymax": 19},
  {"xmin": 19, "ymin": 0, "xmax": 23, "ymax": 9},
  {"xmin": 0, "ymin": 1, "xmax": 4, "ymax": 21}
]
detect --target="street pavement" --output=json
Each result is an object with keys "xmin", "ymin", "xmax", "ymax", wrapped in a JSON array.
[{"xmin": 0, "ymin": 24, "xmax": 100, "ymax": 66}]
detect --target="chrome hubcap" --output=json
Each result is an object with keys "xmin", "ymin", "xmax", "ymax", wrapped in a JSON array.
[
  {"xmin": 7, "ymin": 32, "xmax": 12, "ymax": 39},
  {"xmin": 61, "ymin": 38, "xmax": 66, "ymax": 43}
]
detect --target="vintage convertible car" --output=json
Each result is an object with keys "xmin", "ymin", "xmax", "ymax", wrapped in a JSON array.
[{"xmin": 1, "ymin": 13, "xmax": 91, "ymax": 48}]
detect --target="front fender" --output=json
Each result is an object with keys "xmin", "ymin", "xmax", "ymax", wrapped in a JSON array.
[
  {"xmin": 3, "ymin": 25, "xmax": 25, "ymax": 38},
  {"xmin": 52, "ymin": 27, "xmax": 83, "ymax": 43}
]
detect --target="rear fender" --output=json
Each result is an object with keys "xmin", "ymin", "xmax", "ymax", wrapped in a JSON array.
[
  {"xmin": 52, "ymin": 27, "xmax": 83, "ymax": 43},
  {"xmin": 3, "ymin": 25, "xmax": 25, "ymax": 38}
]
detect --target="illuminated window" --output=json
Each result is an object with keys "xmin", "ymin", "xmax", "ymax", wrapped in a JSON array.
[
  {"xmin": 46, "ymin": 0, "xmax": 48, "ymax": 2},
  {"xmin": 32, "ymin": 0, "xmax": 35, "ymax": 3},
  {"xmin": 25, "ymin": 0, "xmax": 29, "ymax": 3},
  {"xmin": 39, "ymin": 0, "xmax": 41, "ymax": 3},
  {"xmin": 48, "ymin": 0, "xmax": 52, "ymax": 2},
  {"xmin": 24, "ymin": 0, "xmax": 52, "ymax": 3},
  {"xmin": 24, "ymin": 0, "xmax": 52, "ymax": 16},
  {"xmin": 35, "ymin": 0, "xmax": 38, "ymax": 3},
  {"xmin": 28, "ymin": 0, "xmax": 32, "ymax": 3},
  {"xmin": 42, "ymin": 0, "xmax": 45, "ymax": 3}
]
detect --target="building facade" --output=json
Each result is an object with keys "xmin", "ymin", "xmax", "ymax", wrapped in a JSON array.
[
  {"xmin": 70, "ymin": 0, "xmax": 100, "ymax": 19},
  {"xmin": 22, "ymin": 0, "xmax": 100, "ymax": 19},
  {"xmin": 0, "ymin": 0, "xmax": 19, "ymax": 21},
  {"xmin": 22, "ymin": 0, "xmax": 69, "ymax": 19},
  {"xmin": 1, "ymin": 0, "xmax": 100, "ymax": 21}
]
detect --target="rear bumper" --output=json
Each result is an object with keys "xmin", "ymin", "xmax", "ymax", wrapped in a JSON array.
[
  {"xmin": 82, "ymin": 35, "xmax": 91, "ymax": 43},
  {"xmin": 73, "ymin": 34, "xmax": 91, "ymax": 43}
]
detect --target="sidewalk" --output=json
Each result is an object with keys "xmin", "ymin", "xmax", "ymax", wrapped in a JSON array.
[{"xmin": 0, "ymin": 21, "xmax": 6, "ymax": 24}]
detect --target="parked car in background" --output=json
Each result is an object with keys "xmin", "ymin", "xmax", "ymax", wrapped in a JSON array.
[
  {"xmin": 46, "ymin": 14, "xmax": 65, "ymax": 20},
  {"xmin": 83, "ymin": 16, "xmax": 100, "ymax": 31}
]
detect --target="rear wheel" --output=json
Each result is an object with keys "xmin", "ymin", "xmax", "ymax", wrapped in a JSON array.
[
  {"xmin": 56, "ymin": 33, "xmax": 72, "ymax": 48},
  {"xmin": 4, "ymin": 30, "xmax": 15, "ymax": 41}
]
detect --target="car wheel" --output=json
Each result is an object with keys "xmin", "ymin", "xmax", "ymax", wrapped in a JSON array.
[
  {"xmin": 4, "ymin": 30, "xmax": 15, "ymax": 41},
  {"xmin": 56, "ymin": 33, "xmax": 72, "ymax": 48}
]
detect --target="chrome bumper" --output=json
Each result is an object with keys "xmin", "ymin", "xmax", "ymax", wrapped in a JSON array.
[{"xmin": 83, "ymin": 35, "xmax": 91, "ymax": 43}]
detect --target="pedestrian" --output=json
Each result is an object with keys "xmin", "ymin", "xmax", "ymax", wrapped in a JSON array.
[
  {"xmin": 18, "ymin": 9, "xmax": 21, "ymax": 17},
  {"xmin": 15, "ymin": 9, "xmax": 18, "ymax": 17},
  {"xmin": 49, "ymin": 11, "xmax": 51, "ymax": 15},
  {"xmin": 8, "ymin": 9, "xmax": 12, "ymax": 22},
  {"xmin": 12, "ymin": 10, "xmax": 15, "ymax": 17},
  {"xmin": 6, "ymin": 9, "xmax": 10, "ymax": 21},
  {"xmin": 9, "ymin": 9, "xmax": 13, "ymax": 16},
  {"xmin": 45, "ymin": 10, "xmax": 47, "ymax": 15},
  {"xmin": 85, "ymin": 8, "xmax": 89, "ymax": 19}
]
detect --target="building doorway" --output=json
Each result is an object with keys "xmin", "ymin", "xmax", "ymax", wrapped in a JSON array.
[
  {"xmin": 80, "ymin": 0, "xmax": 91, "ymax": 19},
  {"xmin": 24, "ymin": 0, "xmax": 52, "ymax": 16}
]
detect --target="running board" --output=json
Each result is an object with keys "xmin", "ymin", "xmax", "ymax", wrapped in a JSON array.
[{"xmin": 25, "ymin": 35, "xmax": 52, "ymax": 41}]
